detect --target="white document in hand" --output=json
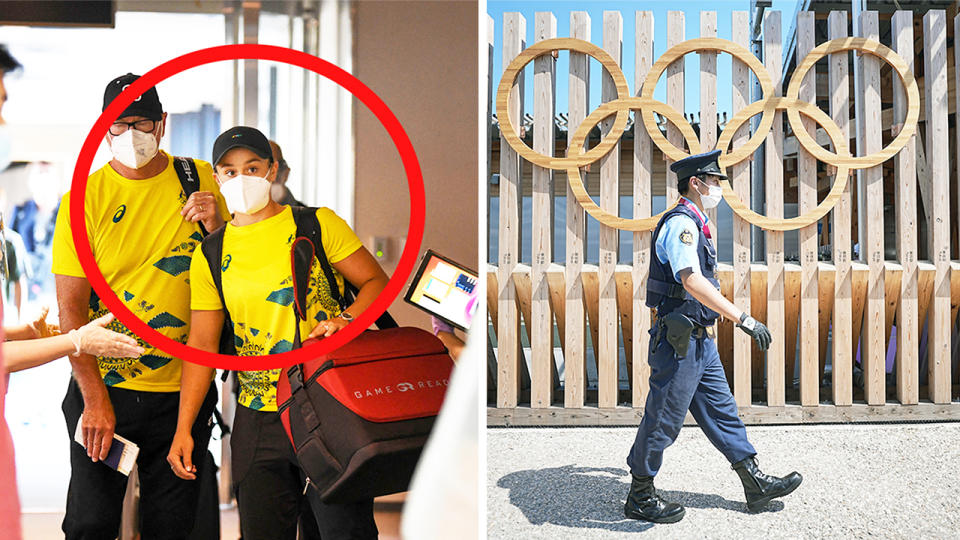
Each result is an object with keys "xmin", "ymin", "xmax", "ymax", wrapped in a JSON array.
[{"xmin": 73, "ymin": 415, "xmax": 139, "ymax": 476}]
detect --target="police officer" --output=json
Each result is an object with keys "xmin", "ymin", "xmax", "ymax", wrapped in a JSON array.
[{"xmin": 624, "ymin": 150, "xmax": 802, "ymax": 523}]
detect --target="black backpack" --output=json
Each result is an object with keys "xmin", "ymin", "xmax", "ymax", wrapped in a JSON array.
[
  {"xmin": 198, "ymin": 205, "xmax": 398, "ymax": 358},
  {"xmin": 172, "ymin": 157, "xmax": 210, "ymax": 236}
]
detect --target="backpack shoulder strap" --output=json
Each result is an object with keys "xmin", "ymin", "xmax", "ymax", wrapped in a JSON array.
[
  {"xmin": 291, "ymin": 206, "xmax": 398, "ymax": 329},
  {"xmin": 172, "ymin": 156, "xmax": 208, "ymax": 237},
  {"xmin": 200, "ymin": 227, "xmax": 227, "ymax": 310},
  {"xmin": 291, "ymin": 206, "xmax": 344, "ymax": 311},
  {"xmin": 199, "ymin": 227, "xmax": 237, "ymax": 360}
]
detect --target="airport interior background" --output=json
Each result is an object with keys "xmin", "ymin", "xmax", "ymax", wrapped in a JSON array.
[{"xmin": 1, "ymin": 1, "xmax": 479, "ymax": 537}]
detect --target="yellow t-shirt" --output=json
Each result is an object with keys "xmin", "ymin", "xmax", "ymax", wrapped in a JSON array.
[
  {"xmin": 190, "ymin": 206, "xmax": 363, "ymax": 411},
  {"xmin": 51, "ymin": 153, "xmax": 230, "ymax": 392}
]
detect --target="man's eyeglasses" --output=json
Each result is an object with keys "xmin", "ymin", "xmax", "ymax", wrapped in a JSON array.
[{"xmin": 109, "ymin": 119, "xmax": 156, "ymax": 136}]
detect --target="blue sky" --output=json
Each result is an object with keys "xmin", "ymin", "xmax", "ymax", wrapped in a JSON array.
[{"xmin": 488, "ymin": 0, "xmax": 803, "ymax": 118}]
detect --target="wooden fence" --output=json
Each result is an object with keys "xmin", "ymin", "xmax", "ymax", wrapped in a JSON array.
[{"xmin": 487, "ymin": 9, "xmax": 960, "ymax": 425}]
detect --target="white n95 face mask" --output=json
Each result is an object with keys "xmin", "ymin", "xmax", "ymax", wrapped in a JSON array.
[
  {"xmin": 110, "ymin": 128, "xmax": 159, "ymax": 169},
  {"xmin": 700, "ymin": 184, "xmax": 723, "ymax": 209},
  {"xmin": 219, "ymin": 174, "xmax": 271, "ymax": 215}
]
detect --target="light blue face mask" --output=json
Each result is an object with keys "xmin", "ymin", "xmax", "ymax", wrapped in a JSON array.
[{"xmin": 0, "ymin": 124, "xmax": 11, "ymax": 172}]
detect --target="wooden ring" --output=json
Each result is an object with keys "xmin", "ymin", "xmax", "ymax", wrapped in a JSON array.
[
  {"xmin": 717, "ymin": 97, "xmax": 851, "ymax": 231},
  {"xmin": 785, "ymin": 37, "xmax": 919, "ymax": 169},
  {"xmin": 565, "ymin": 97, "xmax": 701, "ymax": 231},
  {"xmin": 495, "ymin": 38, "xmax": 630, "ymax": 169},
  {"xmin": 639, "ymin": 37, "xmax": 776, "ymax": 162},
  {"xmin": 496, "ymin": 36, "xmax": 917, "ymax": 234}
]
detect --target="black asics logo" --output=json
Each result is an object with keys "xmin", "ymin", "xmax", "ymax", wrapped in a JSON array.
[{"xmin": 113, "ymin": 205, "xmax": 127, "ymax": 223}]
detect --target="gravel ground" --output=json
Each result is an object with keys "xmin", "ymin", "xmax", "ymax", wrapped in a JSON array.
[{"xmin": 487, "ymin": 423, "xmax": 960, "ymax": 539}]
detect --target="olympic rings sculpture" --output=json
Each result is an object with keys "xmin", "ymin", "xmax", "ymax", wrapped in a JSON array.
[{"xmin": 495, "ymin": 37, "xmax": 920, "ymax": 232}]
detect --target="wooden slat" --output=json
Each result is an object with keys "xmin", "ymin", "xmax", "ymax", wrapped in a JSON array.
[
  {"xmin": 851, "ymin": 263, "xmax": 870, "ymax": 368},
  {"xmin": 582, "ymin": 264, "xmax": 601, "ymax": 389},
  {"xmin": 615, "ymin": 266, "xmax": 633, "ymax": 392},
  {"xmin": 717, "ymin": 265, "xmax": 735, "ymax": 384},
  {"xmin": 797, "ymin": 12, "xmax": 819, "ymax": 406},
  {"xmin": 884, "ymin": 263, "xmax": 902, "ymax": 353},
  {"xmin": 818, "ymin": 263, "xmax": 836, "ymax": 389},
  {"xmin": 915, "ymin": 133, "xmax": 933, "ymax": 233},
  {"xmin": 700, "ymin": 11, "xmax": 719, "ymax": 247},
  {"xmin": 514, "ymin": 264, "xmax": 533, "ymax": 348},
  {"xmin": 665, "ymin": 11, "xmax": 684, "ymax": 203},
  {"xmin": 924, "ymin": 10, "xmax": 951, "ymax": 404},
  {"xmin": 496, "ymin": 13, "xmax": 525, "ymax": 408},
  {"xmin": 546, "ymin": 265, "xmax": 566, "ymax": 346},
  {"xmin": 951, "ymin": 262, "xmax": 960, "ymax": 333},
  {"xmin": 731, "ymin": 10, "xmax": 753, "ymax": 407},
  {"xmin": 632, "ymin": 10, "xmax": 655, "ymax": 407},
  {"xmin": 750, "ymin": 264, "xmax": 768, "ymax": 392},
  {"xmin": 784, "ymin": 264, "xmax": 802, "ymax": 392},
  {"xmin": 893, "ymin": 9, "xmax": 919, "ymax": 406},
  {"xmin": 858, "ymin": 11, "xmax": 885, "ymax": 405},
  {"xmin": 530, "ymin": 12, "xmax": 556, "ymax": 408},
  {"xmin": 487, "ymin": 265, "xmax": 499, "ymax": 333},
  {"xmin": 829, "ymin": 11, "xmax": 853, "ymax": 407},
  {"xmin": 917, "ymin": 263, "xmax": 935, "ymax": 346},
  {"xmin": 763, "ymin": 10, "xmax": 785, "ymax": 407},
  {"xmin": 564, "ymin": 11, "xmax": 590, "ymax": 408},
  {"xmin": 951, "ymin": 262, "xmax": 960, "ymax": 383},
  {"xmin": 597, "ymin": 11, "xmax": 622, "ymax": 408},
  {"xmin": 488, "ymin": 403, "xmax": 960, "ymax": 427}
]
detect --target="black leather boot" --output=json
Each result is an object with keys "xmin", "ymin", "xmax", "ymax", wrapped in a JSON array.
[
  {"xmin": 623, "ymin": 474, "xmax": 685, "ymax": 523},
  {"xmin": 732, "ymin": 456, "xmax": 803, "ymax": 512}
]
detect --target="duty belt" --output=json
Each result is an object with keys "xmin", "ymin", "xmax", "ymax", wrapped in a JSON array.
[
  {"xmin": 691, "ymin": 324, "xmax": 717, "ymax": 340},
  {"xmin": 658, "ymin": 317, "xmax": 716, "ymax": 340}
]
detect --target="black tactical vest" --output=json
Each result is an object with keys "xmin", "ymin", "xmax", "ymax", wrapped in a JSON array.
[{"xmin": 644, "ymin": 201, "xmax": 721, "ymax": 326}]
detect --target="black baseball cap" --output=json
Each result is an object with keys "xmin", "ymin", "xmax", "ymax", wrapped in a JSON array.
[
  {"xmin": 102, "ymin": 73, "xmax": 163, "ymax": 121},
  {"xmin": 212, "ymin": 126, "xmax": 273, "ymax": 167}
]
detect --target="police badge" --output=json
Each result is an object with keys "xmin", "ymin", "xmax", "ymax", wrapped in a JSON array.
[{"xmin": 679, "ymin": 229, "xmax": 694, "ymax": 246}]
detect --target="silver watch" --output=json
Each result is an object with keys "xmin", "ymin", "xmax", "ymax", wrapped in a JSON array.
[{"xmin": 339, "ymin": 311, "xmax": 354, "ymax": 322}]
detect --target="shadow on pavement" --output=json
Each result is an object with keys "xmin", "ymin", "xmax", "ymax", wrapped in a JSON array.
[
  {"xmin": 658, "ymin": 489, "xmax": 783, "ymax": 514},
  {"xmin": 496, "ymin": 465, "xmax": 784, "ymax": 532}
]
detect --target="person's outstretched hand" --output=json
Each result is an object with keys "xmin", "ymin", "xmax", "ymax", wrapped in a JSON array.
[
  {"xmin": 70, "ymin": 314, "xmax": 145, "ymax": 358},
  {"xmin": 30, "ymin": 306, "xmax": 60, "ymax": 339}
]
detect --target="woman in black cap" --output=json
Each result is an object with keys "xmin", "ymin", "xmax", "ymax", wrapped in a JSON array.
[{"xmin": 168, "ymin": 126, "xmax": 388, "ymax": 540}]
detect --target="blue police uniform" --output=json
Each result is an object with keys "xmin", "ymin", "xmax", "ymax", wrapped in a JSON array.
[{"xmin": 626, "ymin": 196, "xmax": 756, "ymax": 478}]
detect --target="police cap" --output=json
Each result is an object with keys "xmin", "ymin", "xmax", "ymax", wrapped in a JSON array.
[{"xmin": 670, "ymin": 150, "xmax": 728, "ymax": 185}]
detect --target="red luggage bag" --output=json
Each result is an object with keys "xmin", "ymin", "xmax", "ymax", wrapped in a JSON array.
[{"xmin": 277, "ymin": 327, "xmax": 454, "ymax": 503}]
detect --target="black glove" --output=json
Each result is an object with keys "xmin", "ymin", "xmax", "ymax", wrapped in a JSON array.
[{"xmin": 737, "ymin": 313, "xmax": 772, "ymax": 351}]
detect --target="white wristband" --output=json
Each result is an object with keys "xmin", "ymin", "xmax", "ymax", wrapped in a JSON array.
[{"xmin": 68, "ymin": 329, "xmax": 82, "ymax": 357}]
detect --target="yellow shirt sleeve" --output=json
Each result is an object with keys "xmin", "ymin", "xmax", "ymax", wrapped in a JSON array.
[
  {"xmin": 316, "ymin": 207, "xmax": 363, "ymax": 264},
  {"xmin": 189, "ymin": 244, "xmax": 224, "ymax": 310},
  {"xmin": 195, "ymin": 159, "xmax": 231, "ymax": 222},
  {"xmin": 51, "ymin": 191, "xmax": 86, "ymax": 278}
]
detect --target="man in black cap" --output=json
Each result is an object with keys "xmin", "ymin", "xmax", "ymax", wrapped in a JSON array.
[
  {"xmin": 51, "ymin": 73, "xmax": 230, "ymax": 539},
  {"xmin": 623, "ymin": 150, "xmax": 802, "ymax": 523}
]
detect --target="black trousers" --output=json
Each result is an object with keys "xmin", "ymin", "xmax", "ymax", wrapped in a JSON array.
[
  {"xmin": 231, "ymin": 404, "xmax": 378, "ymax": 540},
  {"xmin": 61, "ymin": 378, "xmax": 217, "ymax": 540}
]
